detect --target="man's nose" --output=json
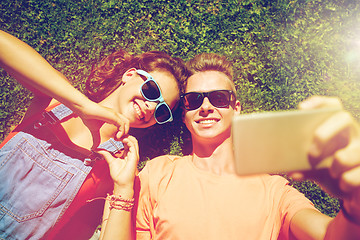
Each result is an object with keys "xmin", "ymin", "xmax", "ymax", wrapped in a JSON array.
[{"xmin": 199, "ymin": 97, "xmax": 214, "ymax": 112}]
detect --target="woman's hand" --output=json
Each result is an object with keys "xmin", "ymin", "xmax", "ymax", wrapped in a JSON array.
[
  {"xmin": 98, "ymin": 135, "xmax": 138, "ymax": 240},
  {"xmin": 98, "ymin": 135, "xmax": 139, "ymax": 192},
  {"xmin": 75, "ymin": 101, "xmax": 130, "ymax": 140}
]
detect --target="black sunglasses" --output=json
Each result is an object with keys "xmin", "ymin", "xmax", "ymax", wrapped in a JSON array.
[
  {"xmin": 181, "ymin": 90, "xmax": 236, "ymax": 111},
  {"xmin": 137, "ymin": 69, "xmax": 173, "ymax": 124}
]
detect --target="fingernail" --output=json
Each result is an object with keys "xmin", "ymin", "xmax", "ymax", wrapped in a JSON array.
[
  {"xmin": 116, "ymin": 131, "xmax": 121, "ymax": 139},
  {"xmin": 308, "ymin": 143, "xmax": 322, "ymax": 168},
  {"xmin": 289, "ymin": 172, "xmax": 305, "ymax": 181},
  {"xmin": 299, "ymin": 100, "xmax": 313, "ymax": 110},
  {"xmin": 309, "ymin": 142, "xmax": 321, "ymax": 157}
]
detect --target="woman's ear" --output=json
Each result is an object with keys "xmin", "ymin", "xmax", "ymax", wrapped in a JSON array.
[
  {"xmin": 121, "ymin": 68, "xmax": 137, "ymax": 83},
  {"xmin": 182, "ymin": 108, "xmax": 186, "ymax": 123}
]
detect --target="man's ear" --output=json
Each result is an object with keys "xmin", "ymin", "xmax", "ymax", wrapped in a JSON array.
[
  {"xmin": 234, "ymin": 100, "xmax": 241, "ymax": 115},
  {"xmin": 121, "ymin": 68, "xmax": 137, "ymax": 83}
]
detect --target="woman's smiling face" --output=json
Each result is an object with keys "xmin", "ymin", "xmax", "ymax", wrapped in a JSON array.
[{"xmin": 115, "ymin": 69, "xmax": 179, "ymax": 128}]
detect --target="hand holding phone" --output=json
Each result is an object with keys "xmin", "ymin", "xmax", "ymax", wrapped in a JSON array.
[{"xmin": 232, "ymin": 108, "xmax": 342, "ymax": 176}]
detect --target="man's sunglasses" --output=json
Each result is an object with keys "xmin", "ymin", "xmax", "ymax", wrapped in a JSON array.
[
  {"xmin": 136, "ymin": 69, "xmax": 173, "ymax": 124},
  {"xmin": 181, "ymin": 90, "xmax": 236, "ymax": 111}
]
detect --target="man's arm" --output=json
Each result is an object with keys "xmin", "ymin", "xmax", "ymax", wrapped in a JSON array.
[
  {"xmin": 289, "ymin": 96, "xmax": 360, "ymax": 239},
  {"xmin": 290, "ymin": 208, "xmax": 331, "ymax": 240},
  {"xmin": 290, "ymin": 206, "xmax": 360, "ymax": 240}
]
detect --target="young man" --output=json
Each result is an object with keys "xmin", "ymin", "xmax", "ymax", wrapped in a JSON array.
[{"xmin": 100, "ymin": 53, "xmax": 360, "ymax": 239}]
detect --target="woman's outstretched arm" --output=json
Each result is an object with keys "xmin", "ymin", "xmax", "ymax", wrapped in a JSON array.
[
  {"xmin": 0, "ymin": 30, "xmax": 91, "ymax": 110},
  {"xmin": 0, "ymin": 30, "xmax": 129, "ymax": 137}
]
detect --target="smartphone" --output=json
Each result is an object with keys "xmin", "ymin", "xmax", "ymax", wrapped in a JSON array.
[{"xmin": 231, "ymin": 108, "xmax": 341, "ymax": 176}]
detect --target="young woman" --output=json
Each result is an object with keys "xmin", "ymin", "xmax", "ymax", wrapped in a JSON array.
[{"xmin": 0, "ymin": 30, "xmax": 188, "ymax": 240}]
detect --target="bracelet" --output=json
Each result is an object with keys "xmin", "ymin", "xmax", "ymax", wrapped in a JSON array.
[
  {"xmin": 340, "ymin": 200, "xmax": 360, "ymax": 226},
  {"xmin": 106, "ymin": 194, "xmax": 135, "ymax": 211}
]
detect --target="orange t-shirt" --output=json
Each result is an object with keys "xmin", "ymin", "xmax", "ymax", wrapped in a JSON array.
[{"xmin": 136, "ymin": 155, "xmax": 317, "ymax": 240}]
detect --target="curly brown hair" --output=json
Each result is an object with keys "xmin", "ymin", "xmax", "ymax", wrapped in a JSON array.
[{"xmin": 86, "ymin": 49, "xmax": 189, "ymax": 102}]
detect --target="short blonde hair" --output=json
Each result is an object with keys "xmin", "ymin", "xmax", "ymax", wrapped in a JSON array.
[{"xmin": 185, "ymin": 53, "xmax": 235, "ymax": 91}]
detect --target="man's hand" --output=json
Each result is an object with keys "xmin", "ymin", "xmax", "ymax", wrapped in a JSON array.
[{"xmin": 299, "ymin": 96, "xmax": 360, "ymax": 221}]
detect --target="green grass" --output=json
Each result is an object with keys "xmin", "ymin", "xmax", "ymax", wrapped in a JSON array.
[{"xmin": 1, "ymin": 0, "xmax": 360, "ymax": 221}]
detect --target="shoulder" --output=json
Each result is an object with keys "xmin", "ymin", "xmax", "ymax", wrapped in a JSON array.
[
  {"xmin": 141, "ymin": 154, "xmax": 185, "ymax": 176},
  {"xmin": 255, "ymin": 174, "xmax": 289, "ymax": 185},
  {"xmin": 264, "ymin": 174, "xmax": 290, "ymax": 185},
  {"xmin": 137, "ymin": 155, "xmax": 187, "ymax": 199},
  {"xmin": 244, "ymin": 174, "xmax": 289, "ymax": 186},
  {"xmin": 259, "ymin": 175, "xmax": 314, "ymax": 208},
  {"xmin": 245, "ymin": 174, "xmax": 293, "ymax": 195},
  {"xmin": 147, "ymin": 154, "xmax": 182, "ymax": 165},
  {"xmin": 138, "ymin": 154, "xmax": 192, "ymax": 188}
]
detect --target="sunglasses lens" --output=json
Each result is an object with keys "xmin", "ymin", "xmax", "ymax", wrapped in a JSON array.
[
  {"xmin": 182, "ymin": 90, "xmax": 233, "ymax": 110},
  {"xmin": 155, "ymin": 103, "xmax": 172, "ymax": 123},
  {"xmin": 137, "ymin": 70, "xmax": 172, "ymax": 124},
  {"xmin": 209, "ymin": 91, "xmax": 230, "ymax": 107},
  {"xmin": 142, "ymin": 80, "xmax": 160, "ymax": 100},
  {"xmin": 183, "ymin": 93, "xmax": 203, "ymax": 110}
]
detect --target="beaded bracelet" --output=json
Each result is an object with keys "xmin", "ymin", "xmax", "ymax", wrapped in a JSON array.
[
  {"xmin": 106, "ymin": 194, "xmax": 135, "ymax": 211},
  {"xmin": 340, "ymin": 200, "xmax": 360, "ymax": 226}
]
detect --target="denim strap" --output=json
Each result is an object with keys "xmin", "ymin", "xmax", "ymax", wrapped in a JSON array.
[
  {"xmin": 34, "ymin": 104, "xmax": 73, "ymax": 129},
  {"xmin": 34, "ymin": 104, "xmax": 124, "ymax": 166},
  {"xmin": 85, "ymin": 139, "xmax": 124, "ymax": 166}
]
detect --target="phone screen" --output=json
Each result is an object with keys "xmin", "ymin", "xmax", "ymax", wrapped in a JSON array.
[{"xmin": 232, "ymin": 108, "xmax": 341, "ymax": 176}]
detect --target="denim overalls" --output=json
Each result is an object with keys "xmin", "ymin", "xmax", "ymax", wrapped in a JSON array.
[{"xmin": 0, "ymin": 104, "xmax": 123, "ymax": 240}]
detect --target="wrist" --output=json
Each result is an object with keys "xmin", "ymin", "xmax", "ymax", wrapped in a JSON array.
[
  {"xmin": 66, "ymin": 96, "xmax": 96, "ymax": 115},
  {"xmin": 340, "ymin": 200, "xmax": 360, "ymax": 226},
  {"xmin": 106, "ymin": 193, "xmax": 134, "ymax": 211},
  {"xmin": 113, "ymin": 185, "xmax": 134, "ymax": 199}
]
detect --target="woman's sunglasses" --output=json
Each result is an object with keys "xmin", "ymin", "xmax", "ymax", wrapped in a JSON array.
[
  {"xmin": 136, "ymin": 69, "xmax": 173, "ymax": 124},
  {"xmin": 181, "ymin": 90, "xmax": 236, "ymax": 111}
]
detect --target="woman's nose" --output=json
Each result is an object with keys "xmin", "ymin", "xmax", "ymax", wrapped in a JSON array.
[{"xmin": 144, "ymin": 101, "xmax": 157, "ymax": 120}]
